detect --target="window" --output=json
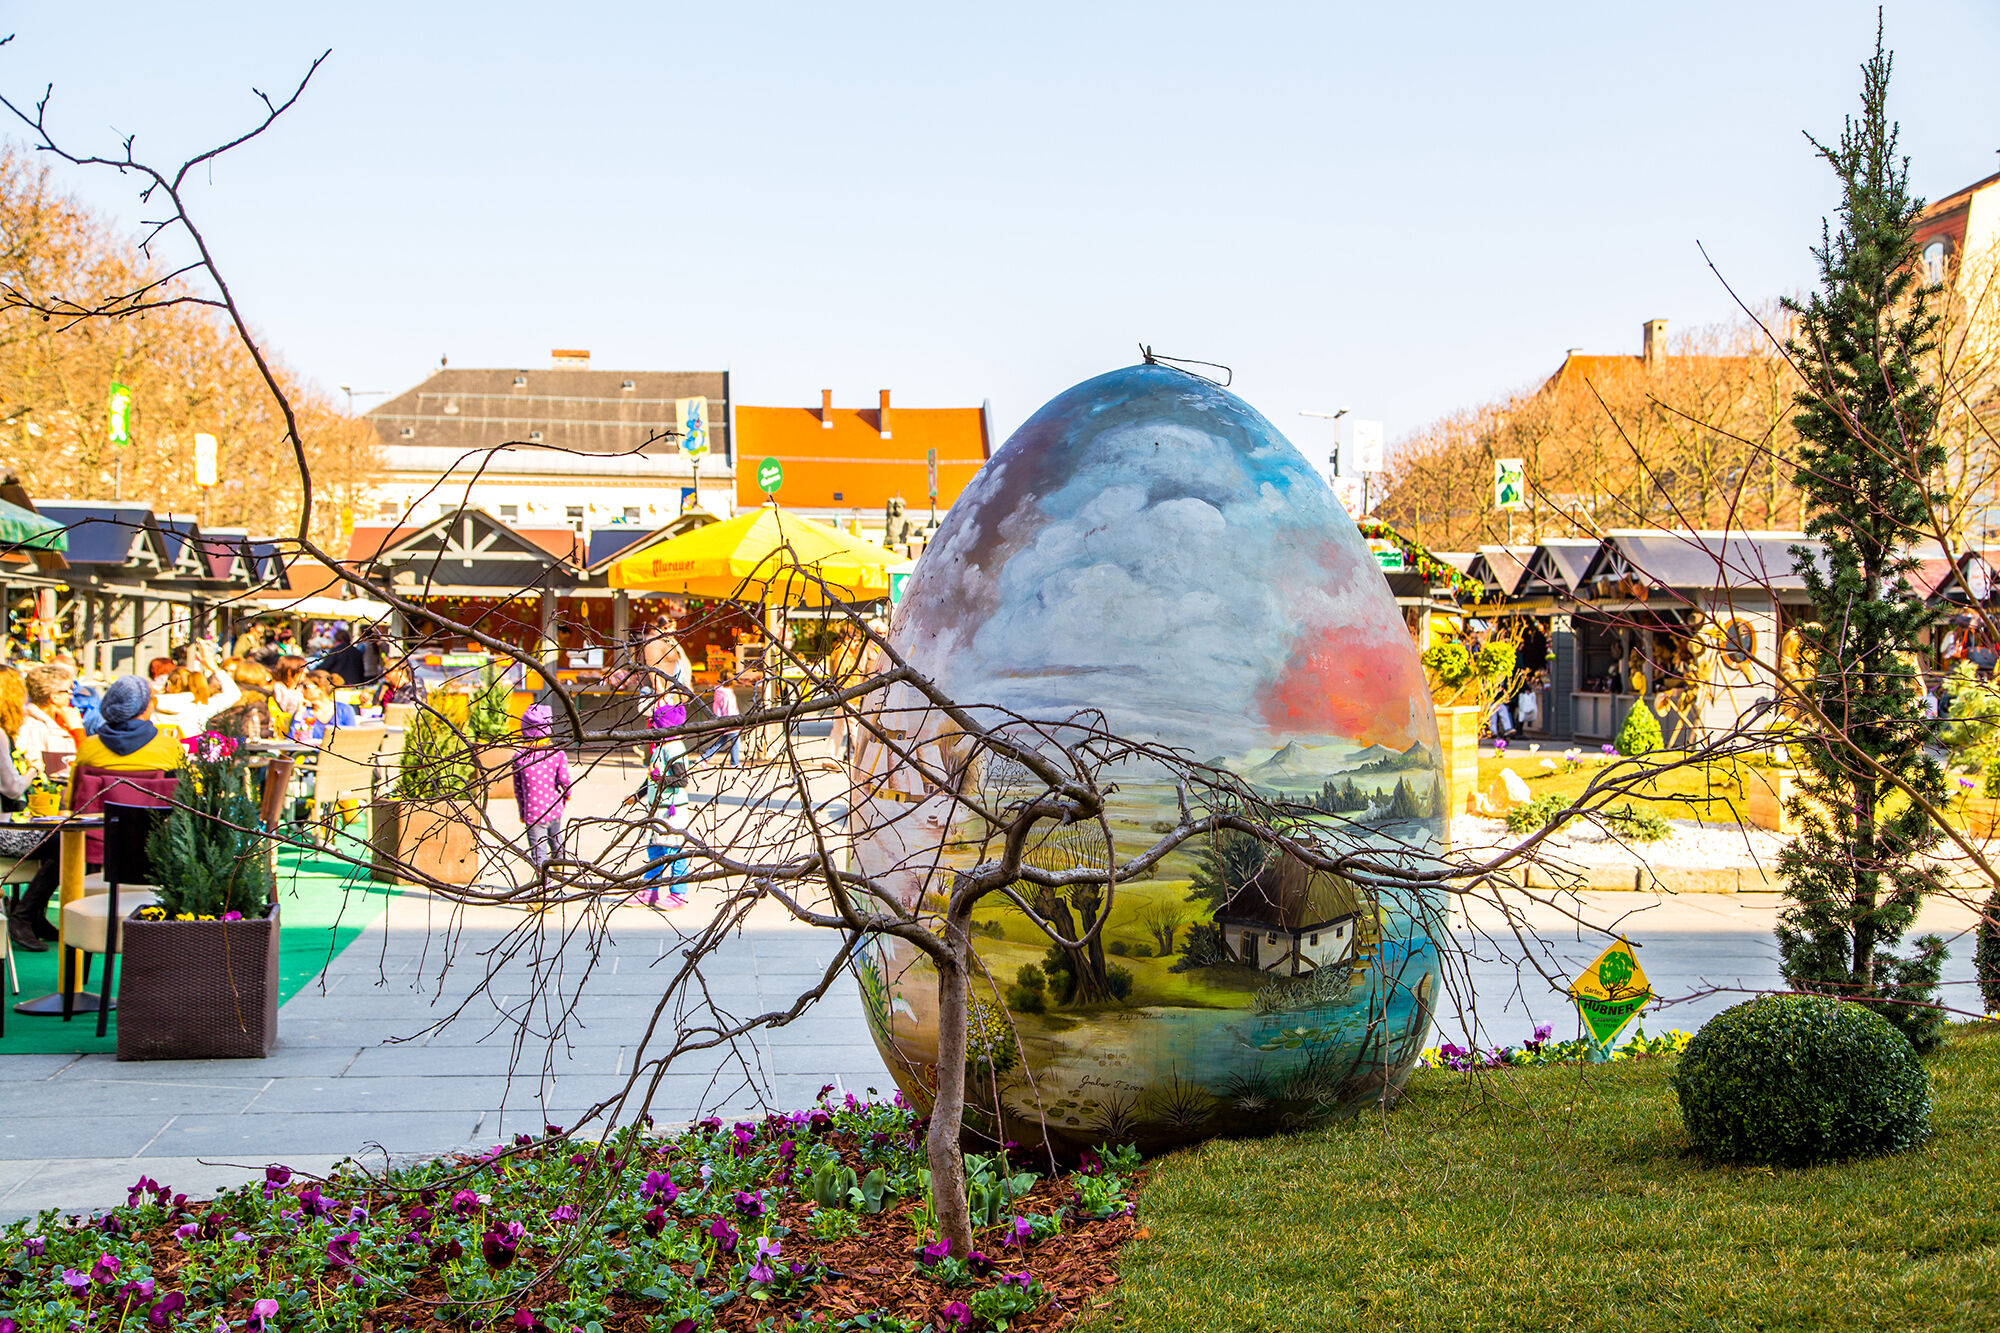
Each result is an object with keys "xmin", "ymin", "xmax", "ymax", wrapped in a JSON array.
[
  {"xmin": 1266, "ymin": 932, "xmax": 1279, "ymax": 945},
  {"xmin": 513, "ymin": 374, "xmax": 528, "ymax": 387},
  {"xmin": 565, "ymin": 506, "xmax": 584, "ymax": 529},
  {"xmin": 399, "ymin": 427, "xmax": 415, "ymax": 439},
  {"xmin": 1308, "ymin": 933, "xmax": 1319, "ymax": 946},
  {"xmin": 527, "ymin": 430, "xmax": 544, "ymax": 442},
  {"xmin": 623, "ymin": 506, "xmax": 641, "ymax": 523},
  {"xmin": 833, "ymin": 491, "xmax": 844, "ymax": 502},
  {"xmin": 498, "ymin": 504, "xmax": 519, "ymax": 522},
  {"xmin": 1923, "ymin": 239, "xmax": 1948, "ymax": 284},
  {"xmin": 1720, "ymin": 618, "xmax": 1756, "ymax": 668},
  {"xmin": 376, "ymin": 500, "xmax": 401, "ymax": 520},
  {"xmin": 621, "ymin": 379, "xmax": 636, "ymax": 391}
]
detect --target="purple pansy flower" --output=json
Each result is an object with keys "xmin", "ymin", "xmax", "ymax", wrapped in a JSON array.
[
  {"xmin": 325, "ymin": 1231, "xmax": 359, "ymax": 1269},
  {"xmin": 481, "ymin": 1222, "xmax": 525, "ymax": 1271},
  {"xmin": 548, "ymin": 1205, "xmax": 577, "ymax": 1225},
  {"xmin": 707, "ymin": 1217, "xmax": 739, "ymax": 1255},
  {"xmin": 62, "ymin": 1268, "xmax": 90, "ymax": 1292},
  {"xmin": 91, "ymin": 1254, "xmax": 121, "ymax": 1284},
  {"xmin": 147, "ymin": 1293, "xmax": 187, "ymax": 1329},
  {"xmin": 918, "ymin": 1238, "xmax": 951, "ymax": 1265},
  {"xmin": 940, "ymin": 1302, "xmax": 971, "ymax": 1329}
]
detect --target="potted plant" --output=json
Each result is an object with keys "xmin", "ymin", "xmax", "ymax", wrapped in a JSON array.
[
  {"xmin": 118, "ymin": 732, "xmax": 281, "ymax": 1060},
  {"xmin": 369, "ymin": 708, "xmax": 483, "ymax": 885},
  {"xmin": 467, "ymin": 666, "xmax": 519, "ymax": 803},
  {"xmin": 23, "ymin": 756, "xmax": 62, "ymax": 817}
]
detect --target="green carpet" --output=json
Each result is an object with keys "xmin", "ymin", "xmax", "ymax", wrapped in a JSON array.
[{"xmin": 1, "ymin": 833, "xmax": 397, "ymax": 1055}]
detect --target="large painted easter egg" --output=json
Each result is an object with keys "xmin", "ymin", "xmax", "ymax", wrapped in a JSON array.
[{"xmin": 844, "ymin": 363, "xmax": 1446, "ymax": 1154}]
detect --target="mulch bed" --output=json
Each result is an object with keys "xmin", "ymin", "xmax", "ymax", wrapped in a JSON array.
[{"xmin": 6, "ymin": 1101, "xmax": 1144, "ymax": 1333}]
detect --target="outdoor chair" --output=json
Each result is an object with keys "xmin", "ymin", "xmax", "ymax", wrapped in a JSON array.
[
  {"xmin": 311, "ymin": 727, "xmax": 390, "ymax": 843},
  {"xmin": 60, "ymin": 801, "xmax": 169, "ymax": 1038}
]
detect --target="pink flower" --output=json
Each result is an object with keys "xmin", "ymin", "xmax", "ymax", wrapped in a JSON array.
[{"xmin": 1493, "ymin": 738, "xmax": 1508, "ymax": 751}]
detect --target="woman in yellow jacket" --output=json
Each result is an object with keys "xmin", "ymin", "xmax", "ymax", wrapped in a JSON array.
[{"xmin": 8, "ymin": 675, "xmax": 183, "ymax": 950}]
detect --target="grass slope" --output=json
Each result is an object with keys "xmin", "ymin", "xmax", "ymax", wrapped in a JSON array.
[{"xmin": 1097, "ymin": 1023, "xmax": 2000, "ymax": 1332}]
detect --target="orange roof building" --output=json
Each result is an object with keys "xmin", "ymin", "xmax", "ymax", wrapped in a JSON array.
[
  {"xmin": 1539, "ymin": 319, "xmax": 1752, "ymax": 396},
  {"xmin": 734, "ymin": 390, "xmax": 991, "ymax": 526}
]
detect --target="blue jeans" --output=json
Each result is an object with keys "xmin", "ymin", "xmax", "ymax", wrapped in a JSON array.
[{"xmin": 645, "ymin": 841, "xmax": 688, "ymax": 885}]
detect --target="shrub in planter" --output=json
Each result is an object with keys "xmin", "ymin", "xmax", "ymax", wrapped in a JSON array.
[
  {"xmin": 1670, "ymin": 993, "xmax": 1931, "ymax": 1165},
  {"xmin": 370, "ymin": 711, "xmax": 483, "ymax": 885},
  {"xmin": 121, "ymin": 732, "xmax": 280, "ymax": 1060}
]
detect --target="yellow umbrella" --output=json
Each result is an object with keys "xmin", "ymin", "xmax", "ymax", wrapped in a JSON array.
[{"xmin": 607, "ymin": 504, "xmax": 894, "ymax": 605}]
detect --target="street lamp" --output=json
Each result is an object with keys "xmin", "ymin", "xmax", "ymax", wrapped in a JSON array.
[
  {"xmin": 1300, "ymin": 407, "xmax": 1349, "ymax": 475},
  {"xmin": 338, "ymin": 385, "xmax": 387, "ymax": 416}
]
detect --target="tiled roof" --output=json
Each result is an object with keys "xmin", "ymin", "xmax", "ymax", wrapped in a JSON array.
[
  {"xmin": 366, "ymin": 368, "xmax": 730, "ymax": 462},
  {"xmin": 1540, "ymin": 352, "xmax": 1753, "ymax": 396}
]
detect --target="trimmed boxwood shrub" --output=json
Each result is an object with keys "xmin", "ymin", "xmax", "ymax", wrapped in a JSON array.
[
  {"xmin": 1615, "ymin": 700, "xmax": 1664, "ymax": 757},
  {"xmin": 1671, "ymin": 993, "xmax": 1931, "ymax": 1165}
]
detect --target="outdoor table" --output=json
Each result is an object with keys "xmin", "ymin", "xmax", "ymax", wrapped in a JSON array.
[{"xmin": 10, "ymin": 811, "xmax": 109, "ymax": 1017}]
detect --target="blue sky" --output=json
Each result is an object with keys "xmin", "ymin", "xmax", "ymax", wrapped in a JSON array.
[{"xmin": 5, "ymin": 2, "xmax": 1998, "ymax": 457}]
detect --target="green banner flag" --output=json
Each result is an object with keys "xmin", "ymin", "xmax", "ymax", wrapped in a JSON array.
[{"xmin": 108, "ymin": 382, "xmax": 132, "ymax": 447}]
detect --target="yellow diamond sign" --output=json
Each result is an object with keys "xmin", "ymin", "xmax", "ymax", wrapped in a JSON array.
[{"xmin": 1568, "ymin": 937, "xmax": 1651, "ymax": 1048}]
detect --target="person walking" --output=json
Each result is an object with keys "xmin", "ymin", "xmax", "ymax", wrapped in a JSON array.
[
  {"xmin": 621, "ymin": 700, "xmax": 690, "ymax": 908},
  {"xmin": 694, "ymin": 674, "xmax": 742, "ymax": 767},
  {"xmin": 512, "ymin": 703, "xmax": 573, "ymax": 873}
]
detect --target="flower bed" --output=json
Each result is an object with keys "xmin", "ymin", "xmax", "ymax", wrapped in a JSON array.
[
  {"xmin": 1419, "ymin": 1024, "xmax": 1692, "ymax": 1071},
  {"xmin": 0, "ymin": 1092, "xmax": 1140, "ymax": 1333}
]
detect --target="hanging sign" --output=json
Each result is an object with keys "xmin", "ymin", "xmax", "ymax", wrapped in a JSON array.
[
  {"xmin": 194, "ymin": 432, "xmax": 218, "ymax": 487},
  {"xmin": 1494, "ymin": 458, "xmax": 1526, "ymax": 510},
  {"xmin": 927, "ymin": 446, "xmax": 938, "ymax": 501},
  {"xmin": 1568, "ymin": 937, "xmax": 1651, "ymax": 1051},
  {"xmin": 1368, "ymin": 538, "xmax": 1406, "ymax": 573},
  {"xmin": 677, "ymin": 397, "xmax": 710, "ymax": 462},
  {"xmin": 108, "ymin": 383, "xmax": 133, "ymax": 447},
  {"xmin": 756, "ymin": 457, "xmax": 784, "ymax": 495}
]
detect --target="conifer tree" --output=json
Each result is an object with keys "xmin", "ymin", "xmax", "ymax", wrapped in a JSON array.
[{"xmin": 1776, "ymin": 28, "xmax": 1947, "ymax": 1052}]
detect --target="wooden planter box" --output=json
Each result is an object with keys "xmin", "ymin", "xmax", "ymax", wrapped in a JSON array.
[
  {"xmin": 1434, "ymin": 704, "xmax": 1482, "ymax": 821},
  {"xmin": 475, "ymin": 744, "xmax": 517, "ymax": 803},
  {"xmin": 369, "ymin": 798, "xmax": 481, "ymax": 885},
  {"xmin": 117, "ymin": 908, "xmax": 280, "ymax": 1060},
  {"xmin": 1741, "ymin": 767, "xmax": 1808, "ymax": 834}
]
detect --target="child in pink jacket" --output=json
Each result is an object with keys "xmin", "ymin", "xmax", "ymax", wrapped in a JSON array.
[{"xmin": 512, "ymin": 703, "xmax": 573, "ymax": 870}]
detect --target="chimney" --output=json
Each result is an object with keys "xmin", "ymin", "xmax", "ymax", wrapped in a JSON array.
[
  {"xmin": 820, "ymin": 389, "xmax": 835, "ymax": 429},
  {"xmin": 551, "ymin": 348, "xmax": 590, "ymax": 370},
  {"xmin": 1641, "ymin": 319, "xmax": 1667, "ymax": 370},
  {"xmin": 878, "ymin": 389, "xmax": 893, "ymax": 439}
]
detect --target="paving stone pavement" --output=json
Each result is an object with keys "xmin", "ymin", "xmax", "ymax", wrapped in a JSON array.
[{"xmin": 0, "ymin": 742, "xmax": 1989, "ymax": 1219}]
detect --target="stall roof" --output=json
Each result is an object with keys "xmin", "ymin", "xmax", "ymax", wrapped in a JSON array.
[
  {"xmin": 1513, "ymin": 538, "xmax": 1602, "ymax": 597},
  {"xmin": 35, "ymin": 501, "xmax": 167, "ymax": 570},
  {"xmin": 354, "ymin": 507, "xmax": 584, "ymax": 592},
  {"xmin": 582, "ymin": 511, "xmax": 719, "ymax": 574},
  {"xmin": 246, "ymin": 539, "xmax": 293, "ymax": 589},
  {"xmin": 1466, "ymin": 546, "xmax": 1535, "ymax": 598},
  {"xmin": 1583, "ymin": 530, "xmax": 1819, "ymax": 594}
]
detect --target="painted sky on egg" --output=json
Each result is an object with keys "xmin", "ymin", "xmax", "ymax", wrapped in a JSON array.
[{"xmin": 894, "ymin": 363, "xmax": 1430, "ymax": 762}]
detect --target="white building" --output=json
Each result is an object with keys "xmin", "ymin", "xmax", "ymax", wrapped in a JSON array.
[{"xmin": 363, "ymin": 352, "xmax": 736, "ymax": 531}]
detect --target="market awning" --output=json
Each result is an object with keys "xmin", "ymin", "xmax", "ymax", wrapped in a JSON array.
[
  {"xmin": 606, "ymin": 505, "xmax": 894, "ymax": 605},
  {"xmin": 0, "ymin": 498, "xmax": 66, "ymax": 551},
  {"xmin": 262, "ymin": 593, "xmax": 393, "ymax": 620}
]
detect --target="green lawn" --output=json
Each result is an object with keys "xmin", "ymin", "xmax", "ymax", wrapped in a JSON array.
[
  {"xmin": 1481, "ymin": 751, "xmax": 1769, "ymax": 824},
  {"xmin": 1094, "ymin": 1023, "xmax": 2000, "ymax": 1333}
]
